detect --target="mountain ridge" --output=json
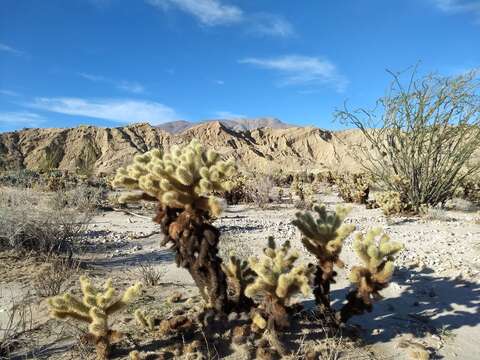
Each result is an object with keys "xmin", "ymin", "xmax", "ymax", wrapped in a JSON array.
[{"xmin": 0, "ymin": 121, "xmax": 361, "ymax": 175}]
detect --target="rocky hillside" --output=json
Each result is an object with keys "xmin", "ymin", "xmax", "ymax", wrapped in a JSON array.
[
  {"xmin": 157, "ymin": 117, "xmax": 295, "ymax": 133},
  {"xmin": 0, "ymin": 121, "xmax": 362, "ymax": 175}
]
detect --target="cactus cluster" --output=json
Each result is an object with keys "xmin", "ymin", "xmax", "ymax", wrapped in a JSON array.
[
  {"xmin": 375, "ymin": 191, "xmax": 405, "ymax": 215},
  {"xmin": 48, "ymin": 276, "xmax": 142, "ymax": 360},
  {"xmin": 334, "ymin": 173, "xmax": 370, "ymax": 204},
  {"xmin": 244, "ymin": 238, "xmax": 314, "ymax": 354},
  {"xmin": 340, "ymin": 228, "xmax": 403, "ymax": 322},
  {"xmin": 112, "ymin": 139, "xmax": 236, "ymax": 216},
  {"xmin": 293, "ymin": 204, "xmax": 355, "ymax": 310}
]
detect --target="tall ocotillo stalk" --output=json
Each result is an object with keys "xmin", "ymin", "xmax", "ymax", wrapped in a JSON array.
[{"xmin": 112, "ymin": 139, "xmax": 236, "ymax": 312}]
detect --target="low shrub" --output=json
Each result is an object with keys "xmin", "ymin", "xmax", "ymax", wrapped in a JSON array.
[
  {"xmin": 0, "ymin": 187, "xmax": 93, "ymax": 254},
  {"xmin": 375, "ymin": 191, "xmax": 406, "ymax": 215}
]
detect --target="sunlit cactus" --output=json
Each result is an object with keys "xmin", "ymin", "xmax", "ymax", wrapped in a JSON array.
[
  {"xmin": 112, "ymin": 139, "xmax": 236, "ymax": 216},
  {"xmin": 245, "ymin": 237, "xmax": 313, "ymax": 355},
  {"xmin": 340, "ymin": 228, "xmax": 403, "ymax": 322},
  {"xmin": 113, "ymin": 140, "xmax": 237, "ymax": 314},
  {"xmin": 48, "ymin": 276, "xmax": 142, "ymax": 360},
  {"xmin": 292, "ymin": 204, "xmax": 355, "ymax": 310}
]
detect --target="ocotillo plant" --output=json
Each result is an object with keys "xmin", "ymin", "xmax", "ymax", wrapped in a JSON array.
[
  {"xmin": 340, "ymin": 228, "xmax": 403, "ymax": 322},
  {"xmin": 113, "ymin": 139, "xmax": 236, "ymax": 312},
  {"xmin": 48, "ymin": 276, "xmax": 142, "ymax": 360},
  {"xmin": 244, "ymin": 237, "xmax": 314, "ymax": 355},
  {"xmin": 292, "ymin": 204, "xmax": 355, "ymax": 312}
]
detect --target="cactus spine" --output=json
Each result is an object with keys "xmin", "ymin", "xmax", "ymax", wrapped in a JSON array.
[{"xmin": 48, "ymin": 276, "xmax": 142, "ymax": 360}]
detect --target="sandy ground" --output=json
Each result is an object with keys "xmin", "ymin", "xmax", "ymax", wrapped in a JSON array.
[{"xmin": 1, "ymin": 191, "xmax": 479, "ymax": 359}]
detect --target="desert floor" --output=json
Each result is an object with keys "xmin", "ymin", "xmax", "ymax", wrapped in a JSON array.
[{"xmin": 1, "ymin": 190, "xmax": 479, "ymax": 359}]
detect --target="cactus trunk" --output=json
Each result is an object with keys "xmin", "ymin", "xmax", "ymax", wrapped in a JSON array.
[{"xmin": 155, "ymin": 206, "xmax": 229, "ymax": 312}]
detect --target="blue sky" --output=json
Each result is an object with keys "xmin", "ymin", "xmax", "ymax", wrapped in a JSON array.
[{"xmin": 0, "ymin": 0, "xmax": 479, "ymax": 132}]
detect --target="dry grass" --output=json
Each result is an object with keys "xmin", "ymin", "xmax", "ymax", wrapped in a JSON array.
[
  {"xmin": 32, "ymin": 255, "xmax": 81, "ymax": 297},
  {"xmin": 135, "ymin": 263, "xmax": 164, "ymax": 287},
  {"xmin": 0, "ymin": 295, "xmax": 33, "ymax": 358},
  {"xmin": 0, "ymin": 186, "xmax": 94, "ymax": 254}
]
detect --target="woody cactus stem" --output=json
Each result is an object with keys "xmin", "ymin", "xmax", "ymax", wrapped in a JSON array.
[
  {"xmin": 113, "ymin": 140, "xmax": 237, "ymax": 313},
  {"xmin": 154, "ymin": 206, "xmax": 229, "ymax": 311},
  {"xmin": 340, "ymin": 228, "xmax": 403, "ymax": 322},
  {"xmin": 292, "ymin": 205, "xmax": 355, "ymax": 312}
]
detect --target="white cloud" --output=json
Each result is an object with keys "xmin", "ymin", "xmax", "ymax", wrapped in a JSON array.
[
  {"xmin": 213, "ymin": 80, "xmax": 225, "ymax": 85},
  {"xmin": 79, "ymin": 73, "xmax": 145, "ymax": 94},
  {"xmin": 214, "ymin": 110, "xmax": 247, "ymax": 119},
  {"xmin": 146, "ymin": 0, "xmax": 294, "ymax": 37},
  {"xmin": 147, "ymin": 0, "xmax": 243, "ymax": 26},
  {"xmin": 0, "ymin": 43, "xmax": 24, "ymax": 56},
  {"xmin": 239, "ymin": 55, "xmax": 349, "ymax": 92},
  {"xmin": 0, "ymin": 89, "xmax": 20, "ymax": 97},
  {"xmin": 430, "ymin": 0, "xmax": 480, "ymax": 20},
  {"xmin": 28, "ymin": 97, "xmax": 179, "ymax": 125},
  {"xmin": 0, "ymin": 112, "xmax": 45, "ymax": 128},
  {"xmin": 248, "ymin": 13, "xmax": 295, "ymax": 38}
]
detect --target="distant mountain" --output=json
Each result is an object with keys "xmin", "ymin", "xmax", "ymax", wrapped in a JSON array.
[
  {"xmin": 157, "ymin": 117, "xmax": 296, "ymax": 134},
  {"xmin": 0, "ymin": 121, "xmax": 364, "ymax": 175}
]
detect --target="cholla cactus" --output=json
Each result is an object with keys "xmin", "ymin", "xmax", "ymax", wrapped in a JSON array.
[
  {"xmin": 292, "ymin": 204, "xmax": 355, "ymax": 310},
  {"xmin": 48, "ymin": 276, "xmax": 142, "ymax": 360},
  {"xmin": 375, "ymin": 191, "xmax": 405, "ymax": 215},
  {"xmin": 340, "ymin": 228, "xmax": 403, "ymax": 322},
  {"xmin": 245, "ymin": 238, "xmax": 313, "ymax": 355},
  {"xmin": 113, "ymin": 139, "xmax": 236, "ymax": 216},
  {"xmin": 335, "ymin": 173, "xmax": 370, "ymax": 204},
  {"xmin": 113, "ymin": 140, "xmax": 237, "ymax": 314},
  {"xmin": 221, "ymin": 254, "xmax": 255, "ymax": 308},
  {"xmin": 134, "ymin": 309, "xmax": 155, "ymax": 331}
]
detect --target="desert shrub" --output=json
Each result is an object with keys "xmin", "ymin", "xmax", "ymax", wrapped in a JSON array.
[
  {"xmin": 456, "ymin": 175, "xmax": 480, "ymax": 205},
  {"xmin": 336, "ymin": 69, "xmax": 480, "ymax": 212},
  {"xmin": 33, "ymin": 255, "xmax": 80, "ymax": 297},
  {"xmin": 0, "ymin": 169, "xmax": 41, "ymax": 188},
  {"xmin": 245, "ymin": 174, "xmax": 274, "ymax": 208},
  {"xmin": 334, "ymin": 172, "xmax": 370, "ymax": 204},
  {"xmin": 0, "ymin": 187, "xmax": 93, "ymax": 254},
  {"xmin": 135, "ymin": 263, "xmax": 164, "ymax": 287}
]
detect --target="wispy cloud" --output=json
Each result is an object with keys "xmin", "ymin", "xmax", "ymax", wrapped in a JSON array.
[
  {"xmin": 146, "ymin": 0, "xmax": 294, "ymax": 37},
  {"xmin": 430, "ymin": 0, "xmax": 480, "ymax": 21},
  {"xmin": 213, "ymin": 80, "xmax": 225, "ymax": 85},
  {"xmin": 214, "ymin": 110, "xmax": 247, "ymax": 119},
  {"xmin": 247, "ymin": 13, "xmax": 295, "ymax": 37},
  {"xmin": 0, "ymin": 112, "xmax": 45, "ymax": 128},
  {"xmin": 79, "ymin": 73, "xmax": 145, "ymax": 94},
  {"xmin": 28, "ymin": 97, "xmax": 179, "ymax": 125},
  {"xmin": 0, "ymin": 89, "xmax": 20, "ymax": 97},
  {"xmin": 239, "ymin": 55, "xmax": 349, "ymax": 92},
  {"xmin": 0, "ymin": 43, "xmax": 24, "ymax": 56},
  {"xmin": 147, "ymin": 0, "xmax": 243, "ymax": 26}
]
